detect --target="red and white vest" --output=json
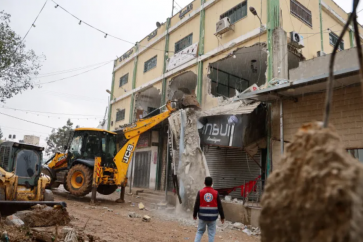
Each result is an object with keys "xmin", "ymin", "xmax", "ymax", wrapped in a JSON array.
[{"xmin": 198, "ymin": 187, "xmax": 219, "ymax": 221}]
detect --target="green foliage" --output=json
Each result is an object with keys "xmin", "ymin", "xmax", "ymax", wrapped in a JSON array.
[
  {"xmin": 45, "ymin": 119, "xmax": 74, "ymax": 156},
  {"xmin": 0, "ymin": 11, "xmax": 45, "ymax": 102},
  {"xmin": 0, "ymin": 126, "xmax": 3, "ymax": 140}
]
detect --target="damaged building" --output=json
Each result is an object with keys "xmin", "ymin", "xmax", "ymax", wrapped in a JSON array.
[{"xmin": 107, "ymin": 0, "xmax": 362, "ymax": 224}]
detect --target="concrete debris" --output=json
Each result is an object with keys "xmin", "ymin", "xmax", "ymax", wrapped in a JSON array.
[
  {"xmin": 128, "ymin": 212, "xmax": 141, "ymax": 218},
  {"xmin": 64, "ymin": 228, "xmax": 78, "ymax": 242},
  {"xmin": 232, "ymin": 222, "xmax": 245, "ymax": 229},
  {"xmin": 5, "ymin": 215, "xmax": 24, "ymax": 227},
  {"xmin": 168, "ymin": 108, "xmax": 210, "ymax": 210},
  {"xmin": 138, "ymin": 202, "xmax": 145, "ymax": 210},
  {"xmin": 260, "ymin": 122, "xmax": 363, "ymax": 242},
  {"xmin": 242, "ymin": 228, "xmax": 252, "ymax": 236},
  {"xmin": 198, "ymin": 101, "xmax": 260, "ymax": 117},
  {"xmin": 224, "ymin": 196, "xmax": 232, "ymax": 202},
  {"xmin": 15, "ymin": 205, "xmax": 70, "ymax": 227},
  {"xmin": 142, "ymin": 215, "xmax": 151, "ymax": 222}
]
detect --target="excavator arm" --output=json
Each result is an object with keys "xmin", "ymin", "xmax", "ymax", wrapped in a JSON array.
[{"xmin": 112, "ymin": 101, "xmax": 177, "ymax": 185}]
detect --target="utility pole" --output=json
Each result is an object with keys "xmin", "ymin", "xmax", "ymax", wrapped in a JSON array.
[{"xmin": 172, "ymin": 0, "xmax": 175, "ymax": 17}]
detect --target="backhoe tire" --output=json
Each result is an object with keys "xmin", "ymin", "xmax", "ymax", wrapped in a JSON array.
[
  {"xmin": 44, "ymin": 189, "xmax": 54, "ymax": 201},
  {"xmin": 63, "ymin": 173, "xmax": 70, "ymax": 192},
  {"xmin": 97, "ymin": 185, "xmax": 118, "ymax": 195},
  {"xmin": 66, "ymin": 164, "xmax": 93, "ymax": 197}
]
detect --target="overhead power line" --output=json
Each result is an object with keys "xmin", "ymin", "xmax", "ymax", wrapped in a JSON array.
[
  {"xmin": 36, "ymin": 60, "xmax": 113, "ymax": 85},
  {"xmin": 0, "ymin": 112, "xmax": 55, "ymax": 129},
  {"xmin": 174, "ymin": 1, "xmax": 183, "ymax": 9},
  {"xmin": 51, "ymin": 0, "xmax": 174, "ymax": 54},
  {"xmin": 0, "ymin": 106, "xmax": 102, "ymax": 117},
  {"xmin": 22, "ymin": 0, "xmax": 48, "ymax": 41},
  {"xmin": 34, "ymin": 60, "xmax": 113, "ymax": 78}
]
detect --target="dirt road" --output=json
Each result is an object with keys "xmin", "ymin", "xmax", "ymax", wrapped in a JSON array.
[{"xmin": 53, "ymin": 186, "xmax": 260, "ymax": 242}]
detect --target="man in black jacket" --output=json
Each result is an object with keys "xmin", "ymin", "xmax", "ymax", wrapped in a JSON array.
[{"xmin": 193, "ymin": 177, "xmax": 225, "ymax": 242}]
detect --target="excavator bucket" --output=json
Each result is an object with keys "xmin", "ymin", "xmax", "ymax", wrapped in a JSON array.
[{"xmin": 181, "ymin": 94, "xmax": 200, "ymax": 109}]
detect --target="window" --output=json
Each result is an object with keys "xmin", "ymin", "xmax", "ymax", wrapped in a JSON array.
[
  {"xmin": 119, "ymin": 73, "xmax": 128, "ymax": 87},
  {"xmin": 220, "ymin": 1, "xmax": 247, "ymax": 24},
  {"xmin": 0, "ymin": 146, "xmax": 10, "ymax": 171},
  {"xmin": 70, "ymin": 135, "xmax": 83, "ymax": 156},
  {"xmin": 175, "ymin": 34, "xmax": 193, "ymax": 53},
  {"xmin": 116, "ymin": 109, "xmax": 125, "ymax": 121},
  {"xmin": 209, "ymin": 67, "xmax": 250, "ymax": 98},
  {"xmin": 329, "ymin": 32, "xmax": 344, "ymax": 51},
  {"xmin": 347, "ymin": 149, "xmax": 363, "ymax": 162},
  {"xmin": 290, "ymin": 0, "xmax": 312, "ymax": 27},
  {"xmin": 15, "ymin": 150, "xmax": 39, "ymax": 178},
  {"xmin": 144, "ymin": 56, "xmax": 157, "ymax": 73}
]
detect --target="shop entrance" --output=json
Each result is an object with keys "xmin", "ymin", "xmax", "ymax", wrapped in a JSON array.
[{"xmin": 133, "ymin": 151, "xmax": 151, "ymax": 188}]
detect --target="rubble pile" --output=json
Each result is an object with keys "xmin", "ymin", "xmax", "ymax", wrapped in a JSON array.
[
  {"xmin": 168, "ymin": 108, "xmax": 210, "ymax": 210},
  {"xmin": 0, "ymin": 204, "xmax": 106, "ymax": 242},
  {"xmin": 260, "ymin": 122, "xmax": 363, "ymax": 242}
]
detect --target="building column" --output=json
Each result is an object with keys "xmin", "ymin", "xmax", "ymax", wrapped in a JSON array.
[
  {"xmin": 266, "ymin": 0, "xmax": 280, "ymax": 176},
  {"xmin": 129, "ymin": 43, "xmax": 139, "ymax": 123},
  {"xmin": 197, "ymin": 0, "xmax": 206, "ymax": 105},
  {"xmin": 107, "ymin": 60, "xmax": 117, "ymax": 131}
]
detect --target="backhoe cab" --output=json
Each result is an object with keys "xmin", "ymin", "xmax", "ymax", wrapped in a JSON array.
[
  {"xmin": 43, "ymin": 99, "xmax": 185, "ymax": 202},
  {"xmin": 0, "ymin": 142, "xmax": 64, "ymax": 216}
]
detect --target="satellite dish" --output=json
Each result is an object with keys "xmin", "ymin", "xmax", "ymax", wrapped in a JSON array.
[{"xmin": 156, "ymin": 22, "xmax": 161, "ymax": 28}]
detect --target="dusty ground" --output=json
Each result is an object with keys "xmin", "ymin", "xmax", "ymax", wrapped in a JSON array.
[{"xmin": 52, "ymin": 186, "xmax": 260, "ymax": 242}]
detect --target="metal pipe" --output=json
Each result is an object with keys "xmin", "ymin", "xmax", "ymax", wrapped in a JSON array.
[
  {"xmin": 165, "ymin": 128, "xmax": 170, "ymax": 201},
  {"xmin": 319, "ymin": 0, "xmax": 324, "ymax": 53},
  {"xmin": 280, "ymin": 99, "xmax": 284, "ymax": 154}
]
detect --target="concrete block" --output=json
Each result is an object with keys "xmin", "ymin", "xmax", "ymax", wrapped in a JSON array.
[
  {"xmin": 142, "ymin": 215, "xmax": 151, "ymax": 222},
  {"xmin": 138, "ymin": 202, "xmax": 145, "ymax": 210},
  {"xmin": 5, "ymin": 215, "xmax": 24, "ymax": 227}
]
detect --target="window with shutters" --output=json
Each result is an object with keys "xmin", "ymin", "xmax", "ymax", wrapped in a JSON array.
[
  {"xmin": 329, "ymin": 32, "xmax": 344, "ymax": 50},
  {"xmin": 175, "ymin": 34, "xmax": 193, "ymax": 53},
  {"xmin": 290, "ymin": 0, "xmax": 312, "ymax": 27},
  {"xmin": 116, "ymin": 109, "xmax": 125, "ymax": 122},
  {"xmin": 0, "ymin": 146, "xmax": 11, "ymax": 171},
  {"xmin": 144, "ymin": 56, "xmax": 157, "ymax": 73},
  {"xmin": 220, "ymin": 1, "xmax": 247, "ymax": 24},
  {"xmin": 119, "ymin": 73, "xmax": 128, "ymax": 87}
]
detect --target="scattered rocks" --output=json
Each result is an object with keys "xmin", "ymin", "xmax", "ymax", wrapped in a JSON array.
[
  {"xmin": 138, "ymin": 202, "xmax": 145, "ymax": 210},
  {"xmin": 232, "ymin": 222, "xmax": 244, "ymax": 229},
  {"xmin": 5, "ymin": 215, "xmax": 24, "ymax": 227},
  {"xmin": 128, "ymin": 212, "xmax": 141, "ymax": 218},
  {"xmin": 142, "ymin": 215, "xmax": 151, "ymax": 222}
]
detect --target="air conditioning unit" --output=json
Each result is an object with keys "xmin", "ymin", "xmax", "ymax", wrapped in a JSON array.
[
  {"xmin": 290, "ymin": 31, "xmax": 304, "ymax": 48},
  {"xmin": 215, "ymin": 17, "xmax": 231, "ymax": 36}
]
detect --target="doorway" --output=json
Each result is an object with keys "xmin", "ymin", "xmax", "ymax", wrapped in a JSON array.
[{"xmin": 133, "ymin": 151, "xmax": 151, "ymax": 188}]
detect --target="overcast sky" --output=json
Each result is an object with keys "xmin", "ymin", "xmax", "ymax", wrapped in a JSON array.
[{"xmin": 1, "ymin": 0, "xmax": 362, "ymax": 150}]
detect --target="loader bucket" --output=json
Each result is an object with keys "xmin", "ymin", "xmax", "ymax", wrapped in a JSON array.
[
  {"xmin": 181, "ymin": 94, "xmax": 200, "ymax": 109},
  {"xmin": 0, "ymin": 201, "xmax": 67, "ymax": 216}
]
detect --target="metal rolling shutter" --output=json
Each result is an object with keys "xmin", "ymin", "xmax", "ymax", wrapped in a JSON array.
[{"xmin": 204, "ymin": 146, "xmax": 261, "ymax": 200}]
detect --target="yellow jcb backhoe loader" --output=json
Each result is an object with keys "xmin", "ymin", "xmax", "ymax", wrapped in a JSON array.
[
  {"xmin": 43, "ymin": 97, "xmax": 198, "ymax": 202},
  {"xmin": 0, "ymin": 141, "xmax": 66, "ymax": 216}
]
